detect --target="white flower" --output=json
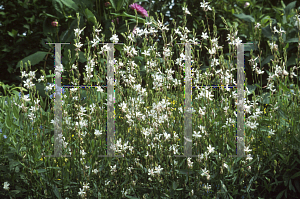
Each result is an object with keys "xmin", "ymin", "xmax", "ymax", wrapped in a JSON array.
[
  {"xmin": 29, "ymin": 106, "xmax": 38, "ymax": 112},
  {"xmin": 97, "ymin": 86, "xmax": 104, "ymax": 93},
  {"xmin": 28, "ymin": 71, "xmax": 36, "ymax": 79},
  {"xmin": 74, "ymin": 27, "xmax": 85, "ymax": 37},
  {"xmin": 207, "ymin": 144, "xmax": 215, "ymax": 154},
  {"xmin": 246, "ymin": 154, "xmax": 253, "ymax": 161},
  {"xmin": 244, "ymin": 146, "xmax": 252, "ymax": 153},
  {"xmin": 74, "ymin": 42, "xmax": 83, "ymax": 51},
  {"xmin": 91, "ymin": 35, "xmax": 100, "ymax": 47},
  {"xmin": 193, "ymin": 131, "xmax": 202, "ymax": 138},
  {"xmin": 269, "ymin": 42, "xmax": 278, "ymax": 51},
  {"xmin": 95, "ymin": 28, "xmax": 102, "ymax": 34},
  {"xmin": 182, "ymin": 7, "xmax": 191, "ymax": 15},
  {"xmin": 3, "ymin": 182, "xmax": 10, "ymax": 190},
  {"xmin": 94, "ymin": 129, "xmax": 102, "ymax": 136},
  {"xmin": 72, "ymin": 64, "xmax": 77, "ymax": 70},
  {"xmin": 22, "ymin": 94, "xmax": 31, "ymax": 102},
  {"xmin": 187, "ymin": 157, "xmax": 193, "ymax": 168},
  {"xmin": 154, "ymin": 165, "xmax": 164, "ymax": 174},
  {"xmin": 83, "ymin": 182, "xmax": 90, "ymax": 190},
  {"xmin": 23, "ymin": 79, "xmax": 34, "ymax": 89},
  {"xmin": 255, "ymin": 23, "xmax": 261, "ymax": 29},
  {"xmin": 21, "ymin": 71, "xmax": 28, "ymax": 78},
  {"xmin": 223, "ymin": 162, "xmax": 228, "ymax": 169},
  {"xmin": 93, "ymin": 169, "xmax": 99, "ymax": 174},
  {"xmin": 201, "ymin": 32, "xmax": 209, "ymax": 40},
  {"xmin": 208, "ymin": 47, "xmax": 216, "ymax": 55},
  {"xmin": 110, "ymin": 34, "xmax": 119, "ymax": 43},
  {"xmin": 269, "ymin": 129, "xmax": 275, "ymax": 136},
  {"xmin": 148, "ymin": 168, "xmax": 155, "ymax": 176},
  {"xmin": 163, "ymin": 131, "xmax": 171, "ymax": 140},
  {"xmin": 200, "ymin": 0, "xmax": 212, "ymax": 11},
  {"xmin": 78, "ymin": 188, "xmax": 86, "ymax": 197},
  {"xmin": 55, "ymin": 64, "xmax": 64, "ymax": 73},
  {"xmin": 201, "ymin": 167, "xmax": 209, "ymax": 176},
  {"xmin": 38, "ymin": 75, "xmax": 45, "ymax": 82},
  {"xmin": 80, "ymin": 149, "xmax": 86, "ymax": 156}
]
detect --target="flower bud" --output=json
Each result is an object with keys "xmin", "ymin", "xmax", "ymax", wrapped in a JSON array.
[
  {"xmin": 112, "ymin": 18, "xmax": 119, "ymax": 24},
  {"xmin": 51, "ymin": 21, "xmax": 58, "ymax": 27},
  {"xmin": 105, "ymin": 2, "xmax": 111, "ymax": 7},
  {"xmin": 244, "ymin": 2, "xmax": 250, "ymax": 8}
]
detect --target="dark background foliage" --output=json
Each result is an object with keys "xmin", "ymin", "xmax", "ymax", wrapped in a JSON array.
[{"xmin": 0, "ymin": 0, "xmax": 300, "ymax": 101}]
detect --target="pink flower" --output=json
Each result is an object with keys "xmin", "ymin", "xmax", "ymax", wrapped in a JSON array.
[
  {"xmin": 51, "ymin": 21, "xmax": 58, "ymax": 27},
  {"xmin": 105, "ymin": 2, "xmax": 111, "ymax": 7},
  {"xmin": 129, "ymin": 3, "xmax": 148, "ymax": 17}
]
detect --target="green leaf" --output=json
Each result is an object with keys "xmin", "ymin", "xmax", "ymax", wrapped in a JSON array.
[
  {"xmin": 18, "ymin": 111, "xmax": 24, "ymax": 130},
  {"xmin": 111, "ymin": 12, "xmax": 146, "ymax": 24},
  {"xmin": 59, "ymin": 0, "xmax": 78, "ymax": 12},
  {"xmin": 262, "ymin": 92, "xmax": 270, "ymax": 104},
  {"xmin": 35, "ymin": 83, "xmax": 48, "ymax": 99},
  {"xmin": 116, "ymin": 0, "xmax": 125, "ymax": 12},
  {"xmin": 294, "ymin": 180, "xmax": 300, "ymax": 192},
  {"xmin": 279, "ymin": 82, "xmax": 290, "ymax": 92},
  {"xmin": 260, "ymin": 15, "xmax": 271, "ymax": 26},
  {"xmin": 52, "ymin": 0, "xmax": 63, "ymax": 14},
  {"xmin": 233, "ymin": 13, "xmax": 255, "ymax": 23},
  {"xmin": 9, "ymin": 160, "xmax": 20, "ymax": 170},
  {"xmin": 284, "ymin": 1, "xmax": 296, "ymax": 15},
  {"xmin": 246, "ymin": 84, "xmax": 256, "ymax": 95},
  {"xmin": 52, "ymin": 184, "xmax": 62, "ymax": 199},
  {"xmin": 125, "ymin": 196, "xmax": 139, "ymax": 199},
  {"xmin": 60, "ymin": 18, "xmax": 77, "ymax": 42},
  {"xmin": 114, "ymin": 44, "xmax": 124, "ymax": 52},
  {"xmin": 286, "ymin": 38, "xmax": 299, "ymax": 43},
  {"xmin": 261, "ymin": 55, "xmax": 274, "ymax": 66},
  {"xmin": 283, "ymin": 43, "xmax": 289, "ymax": 50},
  {"xmin": 78, "ymin": 51, "xmax": 87, "ymax": 63},
  {"xmin": 172, "ymin": 181, "xmax": 178, "ymax": 190},
  {"xmin": 134, "ymin": 0, "xmax": 148, "ymax": 2},
  {"xmin": 220, "ymin": 180, "xmax": 228, "ymax": 192},
  {"xmin": 109, "ymin": 0, "xmax": 116, "ymax": 10},
  {"xmin": 39, "ymin": 12, "xmax": 57, "ymax": 18},
  {"xmin": 289, "ymin": 179, "xmax": 295, "ymax": 192},
  {"xmin": 287, "ymin": 54, "xmax": 297, "ymax": 67},
  {"xmin": 5, "ymin": 113, "xmax": 12, "ymax": 130},
  {"xmin": 85, "ymin": 8, "xmax": 97, "ymax": 26},
  {"xmin": 244, "ymin": 41, "xmax": 259, "ymax": 52},
  {"xmin": 261, "ymin": 25, "xmax": 277, "ymax": 40},
  {"xmin": 23, "ymin": 24, "xmax": 30, "ymax": 30},
  {"xmin": 12, "ymin": 105, "xmax": 19, "ymax": 120},
  {"xmin": 291, "ymin": 171, "xmax": 300, "ymax": 180},
  {"xmin": 7, "ymin": 29, "xmax": 18, "ymax": 38},
  {"xmin": 33, "ymin": 169, "xmax": 47, "ymax": 174},
  {"xmin": 16, "ymin": 51, "xmax": 52, "ymax": 70}
]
